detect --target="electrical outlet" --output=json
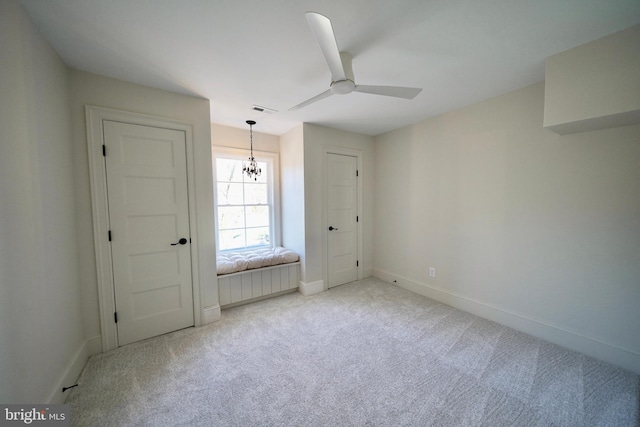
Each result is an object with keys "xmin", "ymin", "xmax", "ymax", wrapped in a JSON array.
[{"xmin": 429, "ymin": 267, "xmax": 436, "ymax": 278}]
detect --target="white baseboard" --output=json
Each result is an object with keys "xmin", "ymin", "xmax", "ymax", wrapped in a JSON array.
[
  {"xmin": 85, "ymin": 334, "xmax": 102, "ymax": 356},
  {"xmin": 45, "ymin": 338, "xmax": 92, "ymax": 404},
  {"xmin": 373, "ymin": 268, "xmax": 640, "ymax": 374},
  {"xmin": 202, "ymin": 305, "xmax": 221, "ymax": 324},
  {"xmin": 299, "ymin": 280, "xmax": 325, "ymax": 296}
]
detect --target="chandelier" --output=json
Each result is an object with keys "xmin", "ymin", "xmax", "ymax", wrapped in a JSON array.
[{"xmin": 243, "ymin": 120, "xmax": 261, "ymax": 181}]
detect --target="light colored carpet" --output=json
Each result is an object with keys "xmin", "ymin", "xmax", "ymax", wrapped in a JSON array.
[{"xmin": 66, "ymin": 278, "xmax": 639, "ymax": 426}]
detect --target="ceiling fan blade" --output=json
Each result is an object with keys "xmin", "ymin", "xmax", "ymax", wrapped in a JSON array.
[
  {"xmin": 305, "ymin": 12, "xmax": 346, "ymax": 81},
  {"xmin": 289, "ymin": 89, "xmax": 334, "ymax": 111},
  {"xmin": 354, "ymin": 85, "xmax": 423, "ymax": 99}
]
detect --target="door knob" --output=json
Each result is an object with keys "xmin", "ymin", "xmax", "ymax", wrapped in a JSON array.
[
  {"xmin": 328, "ymin": 226, "xmax": 339, "ymax": 231},
  {"xmin": 171, "ymin": 238, "xmax": 188, "ymax": 246}
]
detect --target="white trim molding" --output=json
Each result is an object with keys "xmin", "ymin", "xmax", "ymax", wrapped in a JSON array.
[
  {"xmin": 202, "ymin": 305, "xmax": 221, "ymax": 324},
  {"xmin": 211, "ymin": 146, "xmax": 281, "ymax": 252},
  {"xmin": 299, "ymin": 280, "xmax": 325, "ymax": 296},
  {"xmin": 322, "ymin": 146, "xmax": 364, "ymax": 287},
  {"xmin": 85, "ymin": 335, "xmax": 102, "ymax": 357},
  {"xmin": 373, "ymin": 268, "xmax": 640, "ymax": 374},
  {"xmin": 85, "ymin": 106, "xmax": 204, "ymax": 352},
  {"xmin": 45, "ymin": 339, "xmax": 90, "ymax": 404}
]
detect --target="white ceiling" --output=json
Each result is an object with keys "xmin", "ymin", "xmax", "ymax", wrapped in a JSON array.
[{"xmin": 20, "ymin": 0, "xmax": 640, "ymax": 136}]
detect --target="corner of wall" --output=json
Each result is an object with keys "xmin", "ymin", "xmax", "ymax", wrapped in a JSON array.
[
  {"xmin": 298, "ymin": 280, "xmax": 325, "ymax": 296},
  {"xmin": 44, "ymin": 338, "xmax": 93, "ymax": 404},
  {"xmin": 202, "ymin": 305, "xmax": 221, "ymax": 324}
]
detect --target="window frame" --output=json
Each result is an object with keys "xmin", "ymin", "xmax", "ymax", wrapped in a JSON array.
[{"xmin": 212, "ymin": 146, "xmax": 280, "ymax": 253}]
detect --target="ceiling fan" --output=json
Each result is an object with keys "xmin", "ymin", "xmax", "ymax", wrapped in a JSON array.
[{"xmin": 290, "ymin": 12, "xmax": 422, "ymax": 111}]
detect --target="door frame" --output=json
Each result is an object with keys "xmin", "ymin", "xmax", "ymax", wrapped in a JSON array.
[
  {"xmin": 86, "ymin": 106, "xmax": 202, "ymax": 352},
  {"xmin": 322, "ymin": 146, "xmax": 363, "ymax": 289}
]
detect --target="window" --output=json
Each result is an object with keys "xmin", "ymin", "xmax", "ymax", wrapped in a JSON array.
[{"xmin": 213, "ymin": 148, "xmax": 279, "ymax": 252}]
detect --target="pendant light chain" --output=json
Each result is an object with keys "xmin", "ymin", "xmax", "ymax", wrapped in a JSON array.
[{"xmin": 243, "ymin": 120, "xmax": 261, "ymax": 181}]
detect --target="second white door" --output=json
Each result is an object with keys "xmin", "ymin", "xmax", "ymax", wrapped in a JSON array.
[
  {"xmin": 327, "ymin": 153, "xmax": 358, "ymax": 288},
  {"xmin": 104, "ymin": 121, "xmax": 194, "ymax": 346}
]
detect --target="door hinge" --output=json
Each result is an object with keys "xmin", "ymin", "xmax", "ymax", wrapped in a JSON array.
[
  {"xmin": 108, "ymin": 230, "xmax": 112, "ymax": 241},
  {"xmin": 114, "ymin": 312, "xmax": 118, "ymax": 323},
  {"xmin": 102, "ymin": 144, "xmax": 106, "ymax": 156},
  {"xmin": 356, "ymin": 260, "xmax": 359, "ymax": 267},
  {"xmin": 356, "ymin": 169, "xmax": 359, "ymax": 177},
  {"xmin": 356, "ymin": 215, "xmax": 359, "ymax": 222}
]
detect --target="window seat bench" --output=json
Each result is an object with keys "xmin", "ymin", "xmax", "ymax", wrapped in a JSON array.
[
  {"xmin": 216, "ymin": 246, "xmax": 299, "ymax": 275},
  {"xmin": 217, "ymin": 247, "xmax": 300, "ymax": 308}
]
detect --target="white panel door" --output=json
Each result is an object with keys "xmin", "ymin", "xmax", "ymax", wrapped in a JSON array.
[
  {"xmin": 104, "ymin": 121, "xmax": 194, "ymax": 346},
  {"xmin": 327, "ymin": 153, "xmax": 358, "ymax": 288}
]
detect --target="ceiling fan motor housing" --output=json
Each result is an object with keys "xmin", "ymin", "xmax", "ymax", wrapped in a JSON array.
[
  {"xmin": 330, "ymin": 52, "xmax": 355, "ymax": 94},
  {"xmin": 331, "ymin": 79, "xmax": 355, "ymax": 94}
]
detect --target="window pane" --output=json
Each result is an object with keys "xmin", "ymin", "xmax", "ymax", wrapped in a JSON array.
[
  {"xmin": 245, "ymin": 206, "xmax": 269, "ymax": 227},
  {"xmin": 216, "ymin": 158, "xmax": 243, "ymax": 182},
  {"xmin": 214, "ymin": 153, "xmax": 274, "ymax": 252},
  {"xmin": 218, "ymin": 206, "xmax": 244, "ymax": 230},
  {"xmin": 217, "ymin": 183, "xmax": 244, "ymax": 205},
  {"xmin": 246, "ymin": 227, "xmax": 270, "ymax": 247},
  {"xmin": 244, "ymin": 183, "xmax": 267, "ymax": 204},
  {"xmin": 219, "ymin": 229, "xmax": 246, "ymax": 251}
]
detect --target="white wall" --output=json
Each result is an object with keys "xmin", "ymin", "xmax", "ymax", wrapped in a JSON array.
[
  {"xmin": 0, "ymin": 0, "xmax": 85, "ymax": 403},
  {"xmin": 280, "ymin": 125, "xmax": 306, "ymax": 279},
  {"xmin": 374, "ymin": 82, "xmax": 640, "ymax": 373},
  {"xmin": 302, "ymin": 124, "xmax": 375, "ymax": 288},
  {"xmin": 69, "ymin": 70, "xmax": 217, "ymax": 347},
  {"xmin": 211, "ymin": 123, "xmax": 280, "ymax": 152},
  {"xmin": 544, "ymin": 24, "xmax": 640, "ymax": 134}
]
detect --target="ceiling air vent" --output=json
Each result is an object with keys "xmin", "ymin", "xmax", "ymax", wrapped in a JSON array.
[{"xmin": 251, "ymin": 105, "xmax": 277, "ymax": 114}]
